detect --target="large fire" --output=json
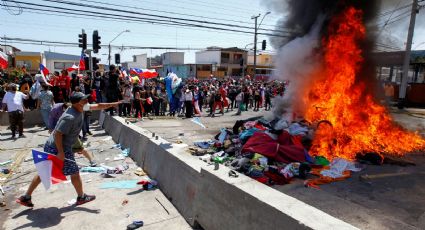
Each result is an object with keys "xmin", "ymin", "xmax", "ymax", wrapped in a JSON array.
[{"xmin": 303, "ymin": 6, "xmax": 425, "ymax": 160}]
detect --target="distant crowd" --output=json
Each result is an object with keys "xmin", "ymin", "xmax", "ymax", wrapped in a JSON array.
[{"xmin": 1, "ymin": 65, "xmax": 287, "ymax": 124}]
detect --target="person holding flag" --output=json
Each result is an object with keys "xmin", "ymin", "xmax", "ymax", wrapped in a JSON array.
[{"xmin": 16, "ymin": 92, "xmax": 121, "ymax": 207}]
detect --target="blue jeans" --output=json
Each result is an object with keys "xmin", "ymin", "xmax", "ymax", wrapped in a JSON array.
[{"xmin": 40, "ymin": 108, "xmax": 51, "ymax": 129}]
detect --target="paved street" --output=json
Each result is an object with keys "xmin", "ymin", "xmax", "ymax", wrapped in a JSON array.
[{"xmin": 0, "ymin": 123, "xmax": 191, "ymax": 230}]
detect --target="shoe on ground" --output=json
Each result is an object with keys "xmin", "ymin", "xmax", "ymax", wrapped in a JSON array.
[
  {"xmin": 19, "ymin": 134, "xmax": 26, "ymax": 138},
  {"xmin": 76, "ymin": 194, "xmax": 96, "ymax": 205},
  {"xmin": 89, "ymin": 161, "xmax": 97, "ymax": 167},
  {"xmin": 16, "ymin": 195, "xmax": 34, "ymax": 208},
  {"xmin": 87, "ymin": 131, "xmax": 93, "ymax": 135}
]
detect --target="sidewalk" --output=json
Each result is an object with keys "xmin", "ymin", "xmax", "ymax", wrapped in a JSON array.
[{"xmin": 0, "ymin": 124, "xmax": 191, "ymax": 230}]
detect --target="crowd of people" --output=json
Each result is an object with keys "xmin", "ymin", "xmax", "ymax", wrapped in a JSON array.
[{"xmin": 1, "ymin": 65, "xmax": 287, "ymax": 127}]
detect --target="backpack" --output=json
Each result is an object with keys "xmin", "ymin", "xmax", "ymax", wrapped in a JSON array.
[{"xmin": 29, "ymin": 81, "xmax": 41, "ymax": 99}]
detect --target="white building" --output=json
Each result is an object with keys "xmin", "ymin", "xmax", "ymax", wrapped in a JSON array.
[
  {"xmin": 195, "ymin": 47, "xmax": 247, "ymax": 77},
  {"xmin": 43, "ymin": 51, "xmax": 80, "ymax": 73},
  {"xmin": 121, "ymin": 54, "xmax": 147, "ymax": 69},
  {"xmin": 162, "ymin": 52, "xmax": 184, "ymax": 65}
]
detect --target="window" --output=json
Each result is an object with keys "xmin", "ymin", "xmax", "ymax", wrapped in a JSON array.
[
  {"xmin": 54, "ymin": 62, "xmax": 74, "ymax": 70},
  {"xmin": 233, "ymin": 53, "xmax": 243, "ymax": 64},
  {"xmin": 221, "ymin": 53, "xmax": 230, "ymax": 64}
]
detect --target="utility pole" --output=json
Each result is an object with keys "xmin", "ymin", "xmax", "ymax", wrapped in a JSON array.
[
  {"xmin": 252, "ymin": 14, "xmax": 260, "ymax": 79},
  {"xmin": 398, "ymin": 0, "xmax": 418, "ymax": 109},
  {"xmin": 108, "ymin": 43, "xmax": 111, "ymax": 66}
]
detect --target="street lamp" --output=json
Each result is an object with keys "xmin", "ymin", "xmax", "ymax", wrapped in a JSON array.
[
  {"xmin": 251, "ymin": 12, "xmax": 270, "ymax": 79},
  {"xmin": 108, "ymin": 29, "xmax": 130, "ymax": 66}
]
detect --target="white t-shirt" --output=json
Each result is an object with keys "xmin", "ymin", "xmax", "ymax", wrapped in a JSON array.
[{"xmin": 2, "ymin": 91, "xmax": 28, "ymax": 112}]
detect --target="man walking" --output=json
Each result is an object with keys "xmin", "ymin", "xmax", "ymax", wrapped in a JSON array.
[
  {"xmin": 16, "ymin": 92, "xmax": 120, "ymax": 207},
  {"xmin": 2, "ymin": 83, "xmax": 29, "ymax": 138}
]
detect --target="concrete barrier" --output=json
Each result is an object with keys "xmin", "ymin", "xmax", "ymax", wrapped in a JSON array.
[
  {"xmin": 102, "ymin": 115, "xmax": 358, "ymax": 230},
  {"xmin": 0, "ymin": 110, "xmax": 43, "ymax": 127},
  {"xmin": 0, "ymin": 110, "xmax": 100, "ymax": 127}
]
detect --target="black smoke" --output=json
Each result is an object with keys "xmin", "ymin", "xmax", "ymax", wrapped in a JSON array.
[{"xmin": 266, "ymin": 0, "xmax": 381, "ymax": 48}]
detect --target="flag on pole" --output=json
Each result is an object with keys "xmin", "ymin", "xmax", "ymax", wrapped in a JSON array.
[
  {"xmin": 79, "ymin": 52, "xmax": 86, "ymax": 71},
  {"xmin": 39, "ymin": 64, "xmax": 50, "ymax": 77},
  {"xmin": 0, "ymin": 51, "xmax": 8, "ymax": 70},
  {"xmin": 32, "ymin": 149, "xmax": 67, "ymax": 190}
]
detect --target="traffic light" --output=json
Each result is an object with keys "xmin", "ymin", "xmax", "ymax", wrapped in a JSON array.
[
  {"xmin": 262, "ymin": 40, "xmax": 266, "ymax": 50},
  {"xmin": 115, "ymin": 53, "xmax": 120, "ymax": 64},
  {"xmin": 92, "ymin": 57, "xmax": 100, "ymax": 70},
  {"xmin": 92, "ymin": 30, "xmax": 101, "ymax": 53},
  {"xmin": 78, "ymin": 32, "xmax": 87, "ymax": 50}
]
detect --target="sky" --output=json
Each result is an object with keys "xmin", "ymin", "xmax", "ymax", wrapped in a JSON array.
[{"xmin": 0, "ymin": 0, "xmax": 424, "ymax": 65}]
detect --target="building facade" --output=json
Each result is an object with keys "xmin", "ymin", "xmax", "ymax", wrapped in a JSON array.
[
  {"xmin": 195, "ymin": 47, "xmax": 247, "ymax": 78},
  {"xmin": 160, "ymin": 52, "xmax": 196, "ymax": 78},
  {"xmin": 43, "ymin": 51, "xmax": 80, "ymax": 73},
  {"xmin": 246, "ymin": 52, "xmax": 275, "ymax": 80},
  {"xmin": 15, "ymin": 51, "xmax": 42, "ymax": 75},
  {"xmin": 121, "ymin": 54, "xmax": 147, "ymax": 70}
]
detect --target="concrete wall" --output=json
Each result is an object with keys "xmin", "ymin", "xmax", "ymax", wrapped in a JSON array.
[
  {"xmin": 0, "ymin": 110, "xmax": 43, "ymax": 127},
  {"xmin": 162, "ymin": 52, "xmax": 184, "ymax": 65},
  {"xmin": 196, "ymin": 51, "xmax": 220, "ymax": 64},
  {"xmin": 102, "ymin": 113, "xmax": 358, "ymax": 230},
  {"xmin": 0, "ymin": 110, "xmax": 100, "ymax": 127}
]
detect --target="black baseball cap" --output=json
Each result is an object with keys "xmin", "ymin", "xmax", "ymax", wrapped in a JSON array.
[{"xmin": 70, "ymin": 92, "xmax": 90, "ymax": 104}]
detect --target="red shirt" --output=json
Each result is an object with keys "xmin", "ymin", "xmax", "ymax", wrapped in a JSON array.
[{"xmin": 57, "ymin": 75, "xmax": 70, "ymax": 89}]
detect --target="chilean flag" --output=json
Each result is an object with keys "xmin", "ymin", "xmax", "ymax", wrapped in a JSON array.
[
  {"xmin": 130, "ymin": 68, "xmax": 158, "ymax": 79},
  {"xmin": 67, "ymin": 64, "xmax": 79, "ymax": 72},
  {"xmin": 130, "ymin": 68, "xmax": 143, "ymax": 76},
  {"xmin": 79, "ymin": 52, "xmax": 85, "ymax": 71},
  {"xmin": 32, "ymin": 149, "xmax": 67, "ymax": 190},
  {"xmin": 39, "ymin": 64, "xmax": 50, "ymax": 77},
  {"xmin": 0, "ymin": 51, "xmax": 8, "ymax": 70}
]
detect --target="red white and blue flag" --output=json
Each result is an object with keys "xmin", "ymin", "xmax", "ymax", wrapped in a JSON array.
[
  {"xmin": 0, "ymin": 51, "xmax": 8, "ymax": 70},
  {"xmin": 130, "ymin": 68, "xmax": 158, "ymax": 79},
  {"xmin": 32, "ymin": 149, "xmax": 67, "ymax": 190},
  {"xmin": 67, "ymin": 64, "xmax": 79, "ymax": 72},
  {"xmin": 39, "ymin": 64, "xmax": 50, "ymax": 77},
  {"xmin": 79, "ymin": 52, "xmax": 86, "ymax": 71}
]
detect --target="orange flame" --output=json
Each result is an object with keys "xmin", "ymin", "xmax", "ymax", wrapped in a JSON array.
[{"xmin": 303, "ymin": 7, "xmax": 425, "ymax": 160}]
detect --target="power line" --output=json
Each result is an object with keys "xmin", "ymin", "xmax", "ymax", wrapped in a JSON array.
[
  {"xmin": 8, "ymin": 7, "xmax": 255, "ymax": 40},
  {"xmin": 37, "ymin": 0, "xmax": 292, "ymax": 34},
  {"xmin": 78, "ymin": 0, "xmax": 261, "ymax": 27},
  {"xmin": 376, "ymin": 2, "xmax": 412, "ymax": 19},
  {"xmin": 378, "ymin": 10, "xmax": 411, "ymax": 28},
  {"xmin": 78, "ymin": 0, "xmax": 281, "ymax": 29},
  {"xmin": 3, "ymin": 0, "xmax": 291, "ymax": 37},
  {"xmin": 127, "ymin": 0, "xmax": 282, "ymax": 23},
  {"xmin": 379, "ymin": 0, "xmax": 403, "ymax": 29},
  {"xmin": 0, "ymin": 36, "xmax": 208, "ymax": 50}
]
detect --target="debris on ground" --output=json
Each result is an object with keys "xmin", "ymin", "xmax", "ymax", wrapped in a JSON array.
[
  {"xmin": 134, "ymin": 167, "xmax": 147, "ymax": 177},
  {"xmin": 188, "ymin": 116, "xmax": 409, "ymax": 188},
  {"xmin": 100, "ymin": 180, "xmax": 139, "ymax": 189},
  {"xmin": 0, "ymin": 160, "xmax": 13, "ymax": 166}
]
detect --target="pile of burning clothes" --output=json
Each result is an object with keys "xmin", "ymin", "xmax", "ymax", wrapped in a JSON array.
[{"xmin": 192, "ymin": 116, "xmax": 366, "ymax": 188}]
